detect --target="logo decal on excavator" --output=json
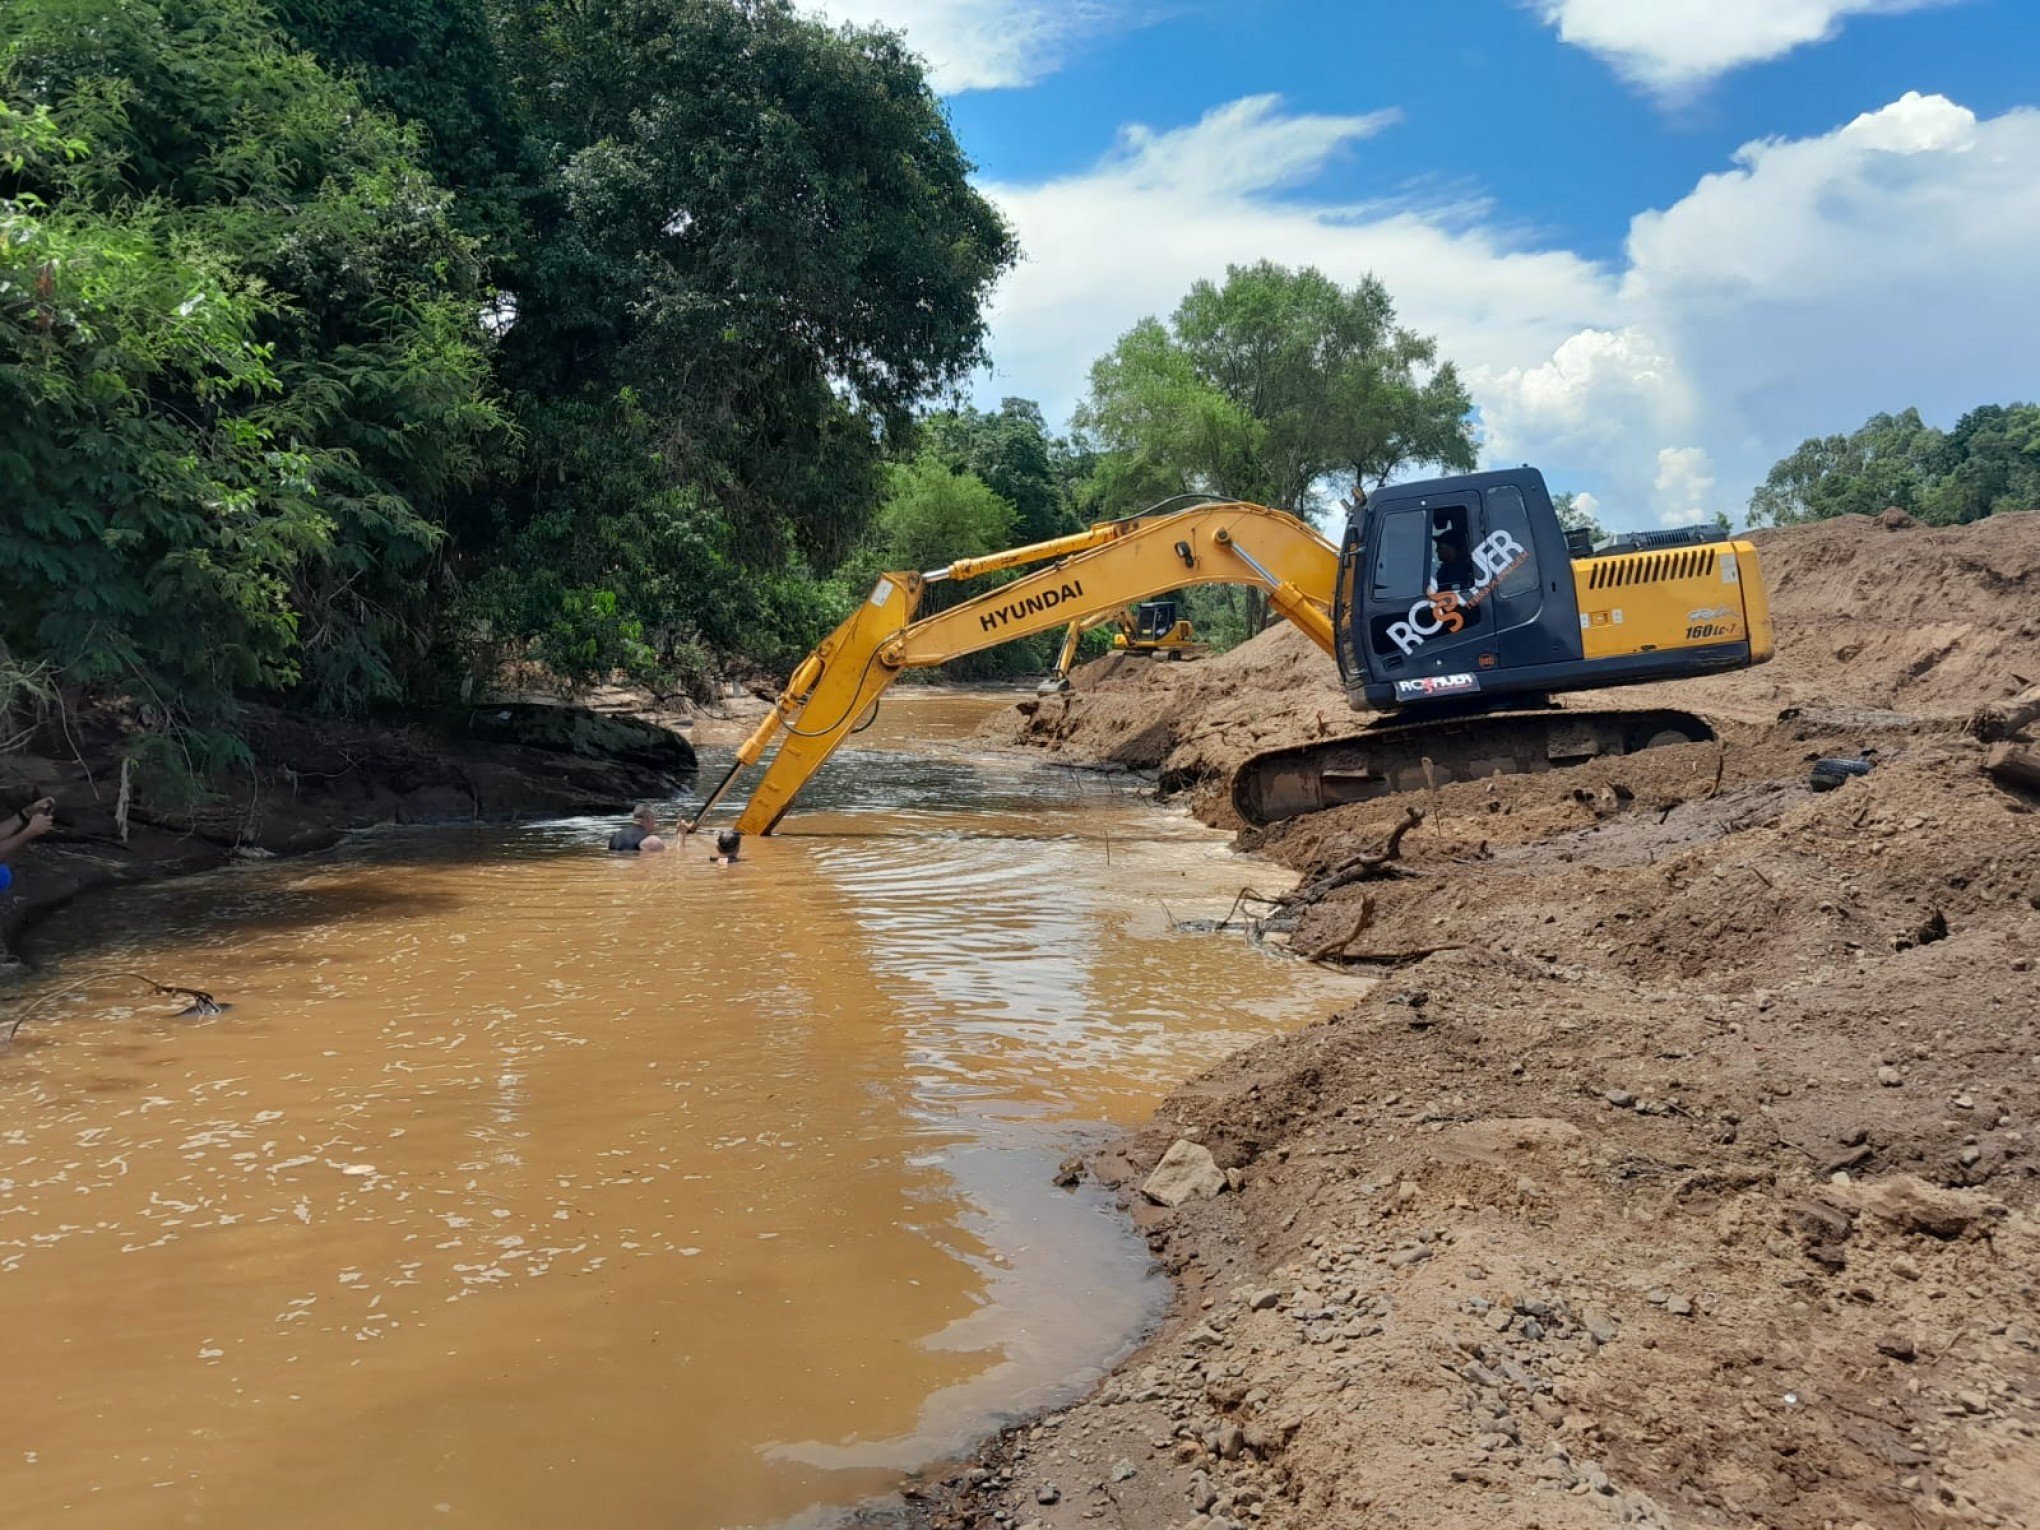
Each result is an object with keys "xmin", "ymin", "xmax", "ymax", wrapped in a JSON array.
[
  {"xmin": 1384, "ymin": 531, "xmax": 1531, "ymax": 657},
  {"xmin": 1395, "ymin": 673, "xmax": 1481, "ymax": 700},
  {"xmin": 980, "ymin": 579, "xmax": 1086, "ymax": 634}
]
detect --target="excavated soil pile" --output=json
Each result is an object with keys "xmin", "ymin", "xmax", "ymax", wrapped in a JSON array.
[{"xmin": 904, "ymin": 514, "xmax": 2040, "ymax": 1530}]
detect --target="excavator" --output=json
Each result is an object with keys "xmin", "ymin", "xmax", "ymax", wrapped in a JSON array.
[
  {"xmin": 688, "ymin": 466, "xmax": 1773, "ymax": 837},
  {"xmin": 1038, "ymin": 600, "xmax": 1206, "ymax": 693}
]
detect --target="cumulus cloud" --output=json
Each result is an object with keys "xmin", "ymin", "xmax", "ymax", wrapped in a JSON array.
[
  {"xmin": 980, "ymin": 95, "xmax": 1611, "ymax": 426},
  {"xmin": 808, "ymin": 0, "xmax": 1154, "ymax": 92},
  {"xmin": 1532, "ymin": 0, "xmax": 1963, "ymax": 95},
  {"xmin": 976, "ymin": 90, "xmax": 2040, "ymax": 530},
  {"xmin": 1652, "ymin": 448, "xmax": 1719, "ymax": 526}
]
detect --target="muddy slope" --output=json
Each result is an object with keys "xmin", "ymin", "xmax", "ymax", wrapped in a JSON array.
[{"xmin": 906, "ymin": 512, "xmax": 2040, "ymax": 1530}]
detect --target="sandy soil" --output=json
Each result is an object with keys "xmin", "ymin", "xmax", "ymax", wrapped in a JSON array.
[{"xmin": 895, "ymin": 510, "xmax": 2040, "ymax": 1530}]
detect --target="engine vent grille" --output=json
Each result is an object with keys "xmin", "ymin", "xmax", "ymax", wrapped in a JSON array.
[{"xmin": 1587, "ymin": 548, "xmax": 1718, "ymax": 590}]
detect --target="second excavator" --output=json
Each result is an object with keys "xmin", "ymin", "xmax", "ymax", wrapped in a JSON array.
[{"xmin": 688, "ymin": 466, "xmax": 1773, "ymax": 837}]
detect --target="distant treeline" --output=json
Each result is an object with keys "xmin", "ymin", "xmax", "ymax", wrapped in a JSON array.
[{"xmin": 1750, "ymin": 404, "xmax": 2040, "ymax": 526}]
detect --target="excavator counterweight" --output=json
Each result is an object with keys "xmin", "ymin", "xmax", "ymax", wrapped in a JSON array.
[{"xmin": 699, "ymin": 467, "xmax": 1771, "ymax": 836}]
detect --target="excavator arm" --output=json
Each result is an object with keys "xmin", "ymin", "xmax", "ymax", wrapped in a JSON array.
[{"xmin": 693, "ymin": 502, "xmax": 1339, "ymax": 836}]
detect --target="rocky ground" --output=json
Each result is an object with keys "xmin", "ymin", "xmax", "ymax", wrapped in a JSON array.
[
  {"xmin": 0, "ymin": 694, "xmax": 698, "ymax": 963},
  {"xmin": 882, "ymin": 510, "xmax": 2040, "ymax": 1530}
]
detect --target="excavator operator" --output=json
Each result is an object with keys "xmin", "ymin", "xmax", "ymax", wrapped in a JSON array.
[{"xmin": 1431, "ymin": 526, "xmax": 1478, "ymax": 592}]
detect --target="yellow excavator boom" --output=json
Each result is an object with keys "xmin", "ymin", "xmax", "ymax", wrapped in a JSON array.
[{"xmin": 691, "ymin": 502, "xmax": 1339, "ymax": 836}]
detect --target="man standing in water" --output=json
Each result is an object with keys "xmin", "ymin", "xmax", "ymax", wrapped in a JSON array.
[
  {"xmin": 608, "ymin": 804, "xmax": 673, "ymax": 854},
  {"xmin": 710, "ymin": 829, "xmax": 741, "ymax": 865},
  {"xmin": 0, "ymin": 796, "xmax": 55, "ymax": 895}
]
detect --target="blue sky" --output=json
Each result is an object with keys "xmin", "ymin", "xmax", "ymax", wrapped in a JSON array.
[{"xmin": 814, "ymin": 1, "xmax": 2040, "ymax": 528}]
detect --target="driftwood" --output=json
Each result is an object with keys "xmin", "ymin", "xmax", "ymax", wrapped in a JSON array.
[
  {"xmin": 1280, "ymin": 807, "xmax": 1423, "ymax": 914},
  {"xmin": 114, "ymin": 972, "xmax": 227, "ymax": 1016},
  {"xmin": 3, "ymin": 972, "xmax": 226, "ymax": 1042},
  {"xmin": 1967, "ymin": 683, "xmax": 2040, "ymax": 744},
  {"xmin": 1321, "ymin": 944, "xmax": 1464, "ymax": 967},
  {"xmin": 1300, "ymin": 894, "xmax": 1375, "ymax": 961},
  {"xmin": 1985, "ymin": 742, "xmax": 2040, "ymax": 796}
]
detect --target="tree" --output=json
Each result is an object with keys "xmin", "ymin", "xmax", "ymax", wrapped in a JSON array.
[
  {"xmin": 1551, "ymin": 491, "xmax": 1605, "ymax": 545},
  {"xmin": 919, "ymin": 399, "xmax": 1082, "ymax": 545},
  {"xmin": 446, "ymin": 0, "xmax": 1016, "ymax": 684},
  {"xmin": 1, "ymin": 0, "xmax": 502, "ymax": 724},
  {"xmin": 1747, "ymin": 408, "xmax": 1946, "ymax": 526},
  {"xmin": 1076, "ymin": 261, "xmax": 1476, "ymax": 521},
  {"xmin": 1919, "ymin": 404, "xmax": 2040, "ymax": 523},
  {"xmin": 869, "ymin": 456, "xmax": 1017, "ymax": 576}
]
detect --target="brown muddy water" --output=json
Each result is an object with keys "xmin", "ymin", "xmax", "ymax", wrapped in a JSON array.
[{"xmin": 0, "ymin": 693, "xmax": 1348, "ymax": 1528}]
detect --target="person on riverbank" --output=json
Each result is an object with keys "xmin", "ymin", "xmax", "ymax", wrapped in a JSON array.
[
  {"xmin": 608, "ymin": 804, "xmax": 671, "ymax": 854},
  {"xmin": 0, "ymin": 797, "xmax": 56, "ymax": 894},
  {"xmin": 710, "ymin": 829, "xmax": 741, "ymax": 866}
]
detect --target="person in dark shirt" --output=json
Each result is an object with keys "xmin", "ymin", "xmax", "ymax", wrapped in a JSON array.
[
  {"xmin": 608, "ymin": 804, "xmax": 671, "ymax": 854},
  {"xmin": 710, "ymin": 829, "xmax": 741, "ymax": 866},
  {"xmin": 1431, "ymin": 529, "xmax": 1478, "ymax": 592},
  {"xmin": 0, "ymin": 797, "xmax": 55, "ymax": 895}
]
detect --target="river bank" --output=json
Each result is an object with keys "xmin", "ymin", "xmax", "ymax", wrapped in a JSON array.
[
  {"xmin": 890, "ymin": 512, "xmax": 2040, "ymax": 1530},
  {"xmin": 0, "ymin": 695, "xmax": 698, "ymax": 968}
]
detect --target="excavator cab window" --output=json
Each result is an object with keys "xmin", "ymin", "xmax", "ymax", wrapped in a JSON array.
[
  {"xmin": 1136, "ymin": 600, "xmax": 1178, "ymax": 639},
  {"xmin": 1365, "ymin": 502, "xmax": 1487, "ymax": 668},
  {"xmin": 1360, "ymin": 489, "xmax": 1553, "ymax": 676}
]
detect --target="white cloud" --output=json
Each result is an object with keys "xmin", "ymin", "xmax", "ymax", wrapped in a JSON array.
[
  {"xmin": 807, "ymin": 0, "xmax": 1154, "ymax": 92},
  {"xmin": 1532, "ymin": 0, "xmax": 1962, "ymax": 95},
  {"xmin": 980, "ymin": 95, "xmax": 1611, "ymax": 424},
  {"xmin": 1652, "ymin": 447, "xmax": 1718, "ymax": 526},
  {"xmin": 975, "ymin": 90, "xmax": 2040, "ymax": 531},
  {"xmin": 1476, "ymin": 326, "xmax": 1694, "ymax": 466}
]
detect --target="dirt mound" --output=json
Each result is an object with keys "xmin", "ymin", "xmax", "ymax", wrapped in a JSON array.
[
  {"xmin": 901, "ymin": 715, "xmax": 2040, "ymax": 1530},
  {"xmin": 991, "ymin": 622, "xmax": 1345, "ymax": 791},
  {"xmin": 984, "ymin": 511, "xmax": 2040, "ymax": 794},
  {"xmin": 913, "ymin": 511, "xmax": 2040, "ymax": 1530},
  {"xmin": 1660, "ymin": 511, "xmax": 2040, "ymax": 723}
]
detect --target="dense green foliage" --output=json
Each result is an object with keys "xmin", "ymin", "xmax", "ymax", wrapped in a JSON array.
[
  {"xmin": 1, "ymin": 0, "xmax": 502, "ymax": 725},
  {"xmin": 1076, "ymin": 260, "xmax": 1476, "ymax": 643},
  {"xmin": 1749, "ymin": 404, "xmax": 2040, "ymax": 526},
  {"xmin": 2, "ymin": 0, "xmax": 1012, "ymax": 726},
  {"xmin": 1078, "ymin": 261, "xmax": 1476, "ymax": 517}
]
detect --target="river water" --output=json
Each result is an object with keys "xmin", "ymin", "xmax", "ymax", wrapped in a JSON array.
[{"xmin": 0, "ymin": 693, "xmax": 1347, "ymax": 1528}]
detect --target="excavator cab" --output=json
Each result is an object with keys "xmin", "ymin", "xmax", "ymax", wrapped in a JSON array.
[
  {"xmin": 1112, "ymin": 600, "xmax": 1203, "ymax": 659},
  {"xmin": 1333, "ymin": 468, "xmax": 1762, "ymax": 715}
]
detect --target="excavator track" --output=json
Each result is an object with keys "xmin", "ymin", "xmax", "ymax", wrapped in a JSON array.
[{"xmin": 1231, "ymin": 708, "xmax": 1715, "ymax": 827}]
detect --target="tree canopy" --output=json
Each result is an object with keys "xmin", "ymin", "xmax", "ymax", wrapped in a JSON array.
[
  {"xmin": 2, "ymin": 0, "xmax": 1015, "ymax": 735},
  {"xmin": 2, "ymin": 0, "xmax": 502, "ymax": 725},
  {"xmin": 1749, "ymin": 404, "xmax": 2040, "ymax": 526},
  {"xmin": 1075, "ymin": 261, "xmax": 1476, "ymax": 519}
]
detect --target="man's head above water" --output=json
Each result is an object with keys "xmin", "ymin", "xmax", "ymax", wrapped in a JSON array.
[{"xmin": 714, "ymin": 829, "xmax": 741, "ymax": 860}]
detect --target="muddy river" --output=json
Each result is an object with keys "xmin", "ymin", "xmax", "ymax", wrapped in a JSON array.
[{"xmin": 0, "ymin": 693, "xmax": 1348, "ymax": 1528}]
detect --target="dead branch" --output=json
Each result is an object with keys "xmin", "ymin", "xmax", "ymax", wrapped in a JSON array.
[
  {"xmin": 1300, "ymin": 894, "xmax": 1375, "ymax": 961},
  {"xmin": 1317, "ymin": 943, "xmax": 1463, "ymax": 967},
  {"xmin": 1984, "ymin": 742, "xmax": 2040, "ymax": 795},
  {"xmin": 114, "ymin": 972, "xmax": 225, "ymax": 1015},
  {"xmin": 1965, "ymin": 684, "xmax": 2040, "ymax": 744},
  {"xmin": 1280, "ymin": 807, "xmax": 1423, "ymax": 912},
  {"xmin": 1, "ymin": 989, "xmax": 70, "ymax": 1042},
  {"xmin": 1213, "ymin": 886, "xmax": 1281, "ymax": 932}
]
